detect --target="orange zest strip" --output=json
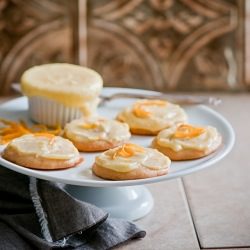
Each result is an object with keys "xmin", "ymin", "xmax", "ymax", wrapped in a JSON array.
[
  {"xmin": 173, "ymin": 124, "xmax": 205, "ymax": 139},
  {"xmin": 0, "ymin": 118, "xmax": 16, "ymax": 126},
  {"xmin": 0, "ymin": 118, "xmax": 61, "ymax": 144},
  {"xmin": 112, "ymin": 143, "xmax": 145, "ymax": 159},
  {"xmin": 19, "ymin": 120, "xmax": 29, "ymax": 129},
  {"xmin": 81, "ymin": 122, "xmax": 99, "ymax": 129},
  {"xmin": 133, "ymin": 100, "xmax": 167, "ymax": 118},
  {"xmin": 133, "ymin": 105, "xmax": 150, "ymax": 118}
]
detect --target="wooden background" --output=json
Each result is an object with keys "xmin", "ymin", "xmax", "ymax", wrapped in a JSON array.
[{"xmin": 0, "ymin": 0, "xmax": 247, "ymax": 95}]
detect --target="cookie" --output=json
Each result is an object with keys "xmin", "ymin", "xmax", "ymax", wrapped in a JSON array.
[
  {"xmin": 64, "ymin": 117, "xmax": 131, "ymax": 152},
  {"xmin": 2, "ymin": 134, "xmax": 83, "ymax": 170},
  {"xmin": 117, "ymin": 99, "xmax": 187, "ymax": 135},
  {"xmin": 93, "ymin": 143, "xmax": 171, "ymax": 180},
  {"xmin": 152, "ymin": 124, "xmax": 222, "ymax": 160}
]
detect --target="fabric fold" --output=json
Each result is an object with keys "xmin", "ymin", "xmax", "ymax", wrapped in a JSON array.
[
  {"xmin": 0, "ymin": 168, "xmax": 146, "ymax": 250},
  {"xmin": 29, "ymin": 177, "xmax": 109, "ymax": 244}
]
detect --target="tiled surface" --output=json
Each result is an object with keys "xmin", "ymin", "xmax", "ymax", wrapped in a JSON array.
[
  {"xmin": 183, "ymin": 94, "xmax": 250, "ymax": 248},
  {"xmin": 118, "ymin": 179, "xmax": 200, "ymax": 250},
  {"xmin": 211, "ymin": 249, "xmax": 250, "ymax": 250}
]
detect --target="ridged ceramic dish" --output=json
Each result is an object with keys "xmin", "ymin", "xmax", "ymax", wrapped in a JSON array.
[{"xmin": 28, "ymin": 96, "xmax": 83, "ymax": 127}]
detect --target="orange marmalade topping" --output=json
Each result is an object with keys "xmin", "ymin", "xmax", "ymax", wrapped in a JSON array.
[
  {"xmin": 112, "ymin": 143, "xmax": 145, "ymax": 159},
  {"xmin": 173, "ymin": 124, "xmax": 205, "ymax": 139},
  {"xmin": 81, "ymin": 122, "xmax": 99, "ymax": 129},
  {"xmin": 133, "ymin": 100, "xmax": 167, "ymax": 118},
  {"xmin": 0, "ymin": 118, "xmax": 61, "ymax": 144}
]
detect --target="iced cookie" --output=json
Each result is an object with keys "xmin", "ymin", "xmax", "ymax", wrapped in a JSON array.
[
  {"xmin": 64, "ymin": 117, "xmax": 131, "ymax": 152},
  {"xmin": 2, "ymin": 134, "xmax": 83, "ymax": 170},
  {"xmin": 117, "ymin": 99, "xmax": 187, "ymax": 135},
  {"xmin": 152, "ymin": 124, "xmax": 222, "ymax": 160},
  {"xmin": 93, "ymin": 143, "xmax": 171, "ymax": 180}
]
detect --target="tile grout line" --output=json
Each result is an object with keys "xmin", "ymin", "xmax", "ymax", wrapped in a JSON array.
[
  {"xmin": 202, "ymin": 246, "xmax": 250, "ymax": 249},
  {"xmin": 180, "ymin": 179, "xmax": 250, "ymax": 250},
  {"xmin": 179, "ymin": 177, "xmax": 202, "ymax": 250}
]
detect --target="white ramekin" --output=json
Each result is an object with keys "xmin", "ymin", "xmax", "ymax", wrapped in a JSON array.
[{"xmin": 28, "ymin": 96, "xmax": 90, "ymax": 127}]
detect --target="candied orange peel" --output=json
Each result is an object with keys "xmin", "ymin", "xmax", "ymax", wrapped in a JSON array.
[
  {"xmin": 133, "ymin": 100, "xmax": 167, "ymax": 118},
  {"xmin": 0, "ymin": 118, "xmax": 61, "ymax": 144},
  {"xmin": 173, "ymin": 124, "xmax": 205, "ymax": 139},
  {"xmin": 81, "ymin": 122, "xmax": 99, "ymax": 129},
  {"xmin": 112, "ymin": 143, "xmax": 144, "ymax": 159}
]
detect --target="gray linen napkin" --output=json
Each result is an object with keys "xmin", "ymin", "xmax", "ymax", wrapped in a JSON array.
[{"xmin": 0, "ymin": 168, "xmax": 146, "ymax": 250}]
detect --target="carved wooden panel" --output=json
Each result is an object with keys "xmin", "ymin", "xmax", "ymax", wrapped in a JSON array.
[
  {"xmin": 0, "ymin": 0, "xmax": 77, "ymax": 95},
  {"xmin": 245, "ymin": 0, "xmax": 250, "ymax": 88},
  {"xmin": 0, "ymin": 0, "xmax": 247, "ymax": 94},
  {"xmin": 86, "ymin": 0, "xmax": 245, "ymax": 91}
]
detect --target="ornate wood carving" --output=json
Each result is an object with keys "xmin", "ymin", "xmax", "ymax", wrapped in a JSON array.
[
  {"xmin": 0, "ymin": 0, "xmax": 246, "ymax": 94},
  {"xmin": 87, "ymin": 0, "xmax": 244, "ymax": 91},
  {"xmin": 0, "ymin": 0, "xmax": 76, "ymax": 95},
  {"xmin": 245, "ymin": 0, "xmax": 250, "ymax": 88}
]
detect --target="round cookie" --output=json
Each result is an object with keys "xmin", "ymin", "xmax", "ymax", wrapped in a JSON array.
[
  {"xmin": 152, "ymin": 124, "xmax": 222, "ymax": 160},
  {"xmin": 64, "ymin": 117, "xmax": 131, "ymax": 152},
  {"xmin": 2, "ymin": 134, "xmax": 83, "ymax": 170},
  {"xmin": 117, "ymin": 99, "xmax": 187, "ymax": 135},
  {"xmin": 93, "ymin": 143, "xmax": 171, "ymax": 180}
]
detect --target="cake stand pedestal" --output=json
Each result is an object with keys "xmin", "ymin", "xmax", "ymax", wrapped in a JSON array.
[{"xmin": 65, "ymin": 185, "xmax": 153, "ymax": 220}]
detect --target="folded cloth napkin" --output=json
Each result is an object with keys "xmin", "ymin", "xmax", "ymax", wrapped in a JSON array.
[{"xmin": 0, "ymin": 168, "xmax": 146, "ymax": 250}]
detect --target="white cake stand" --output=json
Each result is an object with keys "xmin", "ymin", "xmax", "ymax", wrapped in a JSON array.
[{"xmin": 0, "ymin": 88, "xmax": 235, "ymax": 220}]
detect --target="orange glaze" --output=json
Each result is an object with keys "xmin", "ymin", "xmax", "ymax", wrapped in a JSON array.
[
  {"xmin": 133, "ymin": 100, "xmax": 167, "ymax": 118},
  {"xmin": 173, "ymin": 124, "xmax": 205, "ymax": 139},
  {"xmin": 112, "ymin": 143, "xmax": 144, "ymax": 159},
  {"xmin": 81, "ymin": 122, "xmax": 99, "ymax": 129},
  {"xmin": 80, "ymin": 118, "xmax": 106, "ymax": 129}
]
